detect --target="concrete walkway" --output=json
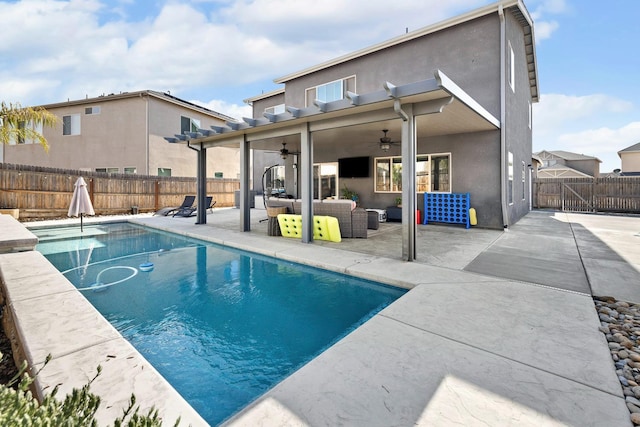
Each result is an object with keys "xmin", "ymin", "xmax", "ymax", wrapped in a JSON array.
[
  {"xmin": 125, "ymin": 209, "xmax": 638, "ymax": 426},
  {"xmin": 18, "ymin": 209, "xmax": 640, "ymax": 425}
]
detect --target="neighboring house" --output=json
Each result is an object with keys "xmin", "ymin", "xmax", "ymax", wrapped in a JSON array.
[
  {"xmin": 534, "ymin": 150, "xmax": 601, "ymax": 178},
  {"xmin": 167, "ymin": 0, "xmax": 538, "ymax": 261},
  {"xmin": 618, "ymin": 142, "xmax": 640, "ymax": 175},
  {"xmin": 1, "ymin": 91, "xmax": 239, "ymax": 178}
]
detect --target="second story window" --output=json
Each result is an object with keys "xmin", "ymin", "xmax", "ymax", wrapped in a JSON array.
[
  {"xmin": 265, "ymin": 104, "xmax": 285, "ymax": 115},
  {"xmin": 306, "ymin": 76, "xmax": 356, "ymax": 107},
  {"xmin": 63, "ymin": 114, "xmax": 81, "ymax": 136},
  {"xmin": 508, "ymin": 41, "xmax": 515, "ymax": 92},
  {"xmin": 181, "ymin": 116, "xmax": 201, "ymax": 134}
]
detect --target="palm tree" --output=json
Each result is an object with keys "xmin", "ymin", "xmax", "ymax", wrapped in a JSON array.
[{"xmin": 0, "ymin": 101, "xmax": 57, "ymax": 151}]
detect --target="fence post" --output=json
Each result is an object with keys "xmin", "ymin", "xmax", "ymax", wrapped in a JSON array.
[
  {"xmin": 155, "ymin": 180, "xmax": 160, "ymax": 211},
  {"xmin": 89, "ymin": 178, "xmax": 95, "ymax": 205}
]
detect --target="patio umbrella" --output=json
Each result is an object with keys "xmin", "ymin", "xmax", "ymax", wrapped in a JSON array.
[{"xmin": 68, "ymin": 177, "xmax": 95, "ymax": 232}]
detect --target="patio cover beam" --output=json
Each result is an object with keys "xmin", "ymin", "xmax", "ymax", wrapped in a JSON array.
[{"xmin": 167, "ymin": 71, "xmax": 501, "ymax": 260}]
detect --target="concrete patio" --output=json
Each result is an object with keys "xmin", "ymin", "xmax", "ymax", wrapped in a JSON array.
[{"xmin": 2, "ymin": 207, "xmax": 639, "ymax": 426}]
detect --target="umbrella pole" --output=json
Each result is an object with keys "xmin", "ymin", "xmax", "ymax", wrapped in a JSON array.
[{"xmin": 81, "ymin": 213, "xmax": 83, "ymax": 232}]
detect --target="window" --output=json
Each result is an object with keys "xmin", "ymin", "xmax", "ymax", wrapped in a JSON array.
[
  {"xmin": 181, "ymin": 116, "xmax": 201, "ymax": 134},
  {"xmin": 522, "ymin": 161, "xmax": 526, "ymax": 200},
  {"xmin": 265, "ymin": 104, "xmax": 285, "ymax": 115},
  {"xmin": 158, "ymin": 168, "xmax": 172, "ymax": 177},
  {"xmin": 214, "ymin": 172, "xmax": 223, "ymax": 178},
  {"xmin": 62, "ymin": 114, "xmax": 81, "ymax": 135},
  {"xmin": 508, "ymin": 41, "xmax": 515, "ymax": 92},
  {"xmin": 508, "ymin": 151, "xmax": 514, "ymax": 205},
  {"xmin": 96, "ymin": 167, "xmax": 119, "ymax": 173},
  {"xmin": 85, "ymin": 106, "xmax": 101, "ymax": 115},
  {"xmin": 305, "ymin": 76, "xmax": 356, "ymax": 106},
  {"xmin": 6, "ymin": 120, "xmax": 41, "ymax": 145},
  {"xmin": 313, "ymin": 162, "xmax": 338, "ymax": 199},
  {"xmin": 375, "ymin": 154, "xmax": 450, "ymax": 193},
  {"xmin": 124, "ymin": 167, "xmax": 137, "ymax": 174},
  {"xmin": 431, "ymin": 155, "xmax": 450, "ymax": 192}
]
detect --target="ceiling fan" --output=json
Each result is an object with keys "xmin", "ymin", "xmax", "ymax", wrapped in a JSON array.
[
  {"xmin": 378, "ymin": 129, "xmax": 398, "ymax": 151},
  {"xmin": 278, "ymin": 142, "xmax": 300, "ymax": 159}
]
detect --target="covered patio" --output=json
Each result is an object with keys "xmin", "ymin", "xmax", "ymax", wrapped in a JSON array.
[{"xmin": 165, "ymin": 70, "xmax": 500, "ymax": 261}]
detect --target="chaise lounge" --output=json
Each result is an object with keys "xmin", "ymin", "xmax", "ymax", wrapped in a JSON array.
[
  {"xmin": 154, "ymin": 195, "xmax": 195, "ymax": 216},
  {"xmin": 173, "ymin": 196, "xmax": 215, "ymax": 217}
]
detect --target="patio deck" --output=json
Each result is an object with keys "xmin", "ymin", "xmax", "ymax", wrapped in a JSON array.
[{"xmin": 2, "ymin": 206, "xmax": 638, "ymax": 426}]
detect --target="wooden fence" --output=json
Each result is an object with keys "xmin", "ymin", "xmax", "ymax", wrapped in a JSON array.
[
  {"xmin": 0, "ymin": 163, "xmax": 240, "ymax": 220},
  {"xmin": 533, "ymin": 177, "xmax": 640, "ymax": 213}
]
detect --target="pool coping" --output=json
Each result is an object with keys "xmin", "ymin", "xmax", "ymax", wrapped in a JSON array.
[
  {"xmin": 2, "ymin": 216, "xmax": 422, "ymax": 426},
  {"xmin": 0, "ymin": 217, "xmax": 209, "ymax": 426},
  {"xmin": 1, "ymin": 212, "xmax": 631, "ymax": 426}
]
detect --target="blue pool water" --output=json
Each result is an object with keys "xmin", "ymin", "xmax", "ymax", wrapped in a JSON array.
[{"xmin": 34, "ymin": 223, "xmax": 405, "ymax": 425}]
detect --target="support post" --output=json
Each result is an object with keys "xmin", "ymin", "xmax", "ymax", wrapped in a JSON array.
[
  {"xmin": 196, "ymin": 144, "xmax": 207, "ymax": 224},
  {"xmin": 240, "ymin": 135, "xmax": 251, "ymax": 231},
  {"xmin": 401, "ymin": 104, "xmax": 416, "ymax": 261},
  {"xmin": 300, "ymin": 124, "xmax": 314, "ymax": 243}
]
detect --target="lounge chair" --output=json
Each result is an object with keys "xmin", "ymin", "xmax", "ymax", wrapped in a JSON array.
[
  {"xmin": 173, "ymin": 196, "xmax": 216, "ymax": 217},
  {"xmin": 154, "ymin": 195, "xmax": 195, "ymax": 216}
]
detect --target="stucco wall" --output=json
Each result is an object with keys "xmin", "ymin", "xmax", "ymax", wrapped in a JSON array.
[
  {"xmin": 4, "ymin": 96, "xmax": 147, "ymax": 171},
  {"xmin": 504, "ymin": 9, "xmax": 534, "ymax": 225},
  {"xmin": 621, "ymin": 153, "xmax": 640, "ymax": 172},
  {"xmin": 4, "ymin": 94, "xmax": 240, "ymax": 179},
  {"xmin": 147, "ymin": 97, "xmax": 239, "ymax": 178},
  {"xmin": 251, "ymin": 92, "xmax": 285, "ymax": 118},
  {"xmin": 282, "ymin": 14, "xmax": 501, "ymax": 119},
  {"xmin": 566, "ymin": 159, "xmax": 600, "ymax": 177}
]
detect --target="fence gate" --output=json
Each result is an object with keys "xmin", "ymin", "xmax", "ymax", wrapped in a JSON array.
[
  {"xmin": 534, "ymin": 177, "xmax": 640, "ymax": 214},
  {"xmin": 561, "ymin": 181, "xmax": 594, "ymax": 212}
]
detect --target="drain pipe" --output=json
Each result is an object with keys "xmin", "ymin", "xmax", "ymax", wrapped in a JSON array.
[{"xmin": 499, "ymin": 5, "xmax": 509, "ymax": 230}]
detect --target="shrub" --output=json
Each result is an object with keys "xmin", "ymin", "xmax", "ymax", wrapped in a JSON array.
[{"xmin": 0, "ymin": 352, "xmax": 179, "ymax": 427}]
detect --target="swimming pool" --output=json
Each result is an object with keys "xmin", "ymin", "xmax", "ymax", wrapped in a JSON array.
[{"xmin": 34, "ymin": 223, "xmax": 405, "ymax": 425}]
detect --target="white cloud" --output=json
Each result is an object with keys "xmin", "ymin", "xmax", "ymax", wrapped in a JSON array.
[
  {"xmin": 191, "ymin": 98, "xmax": 252, "ymax": 121},
  {"xmin": 533, "ymin": 93, "xmax": 640, "ymax": 172},
  {"xmin": 534, "ymin": 20, "xmax": 559, "ymax": 42},
  {"xmin": 557, "ymin": 122, "xmax": 640, "ymax": 154},
  {"xmin": 0, "ymin": 0, "xmax": 489, "ymax": 106},
  {"xmin": 534, "ymin": 93, "xmax": 633, "ymax": 137},
  {"xmin": 529, "ymin": 0, "xmax": 568, "ymax": 42},
  {"xmin": 554, "ymin": 122, "xmax": 640, "ymax": 172}
]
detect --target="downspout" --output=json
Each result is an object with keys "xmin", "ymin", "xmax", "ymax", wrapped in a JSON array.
[
  {"xmin": 498, "ymin": 5, "xmax": 509, "ymax": 229},
  {"xmin": 388, "ymin": 95, "xmax": 416, "ymax": 262},
  {"xmin": 144, "ymin": 92, "xmax": 149, "ymax": 175}
]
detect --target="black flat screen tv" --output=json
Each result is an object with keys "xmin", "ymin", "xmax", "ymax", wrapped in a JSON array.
[{"xmin": 338, "ymin": 156, "xmax": 370, "ymax": 178}]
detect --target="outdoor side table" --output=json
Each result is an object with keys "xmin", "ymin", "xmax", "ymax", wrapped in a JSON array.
[{"xmin": 266, "ymin": 206, "xmax": 287, "ymax": 236}]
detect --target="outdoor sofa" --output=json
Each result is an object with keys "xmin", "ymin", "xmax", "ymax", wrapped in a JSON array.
[{"xmin": 266, "ymin": 198, "xmax": 368, "ymax": 238}]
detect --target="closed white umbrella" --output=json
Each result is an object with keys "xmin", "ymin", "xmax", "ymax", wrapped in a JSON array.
[{"xmin": 68, "ymin": 177, "xmax": 95, "ymax": 232}]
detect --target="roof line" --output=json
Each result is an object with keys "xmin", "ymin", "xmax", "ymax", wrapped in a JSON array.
[
  {"xmin": 273, "ymin": 0, "xmax": 528, "ymax": 85},
  {"xmin": 243, "ymin": 88, "xmax": 286, "ymax": 104},
  {"xmin": 36, "ymin": 90, "xmax": 235, "ymax": 122}
]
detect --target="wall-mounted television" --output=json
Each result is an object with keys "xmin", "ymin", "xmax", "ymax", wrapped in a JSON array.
[{"xmin": 338, "ymin": 156, "xmax": 370, "ymax": 178}]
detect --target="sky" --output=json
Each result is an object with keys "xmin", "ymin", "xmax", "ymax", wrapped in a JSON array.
[{"xmin": 1, "ymin": 0, "xmax": 638, "ymax": 173}]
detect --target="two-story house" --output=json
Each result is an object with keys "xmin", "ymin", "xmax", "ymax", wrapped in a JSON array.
[
  {"xmin": 618, "ymin": 142, "xmax": 640, "ymax": 175},
  {"xmin": 1, "ymin": 90, "xmax": 239, "ymax": 178},
  {"xmin": 167, "ymin": 0, "xmax": 538, "ymax": 261},
  {"xmin": 534, "ymin": 150, "xmax": 601, "ymax": 178}
]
